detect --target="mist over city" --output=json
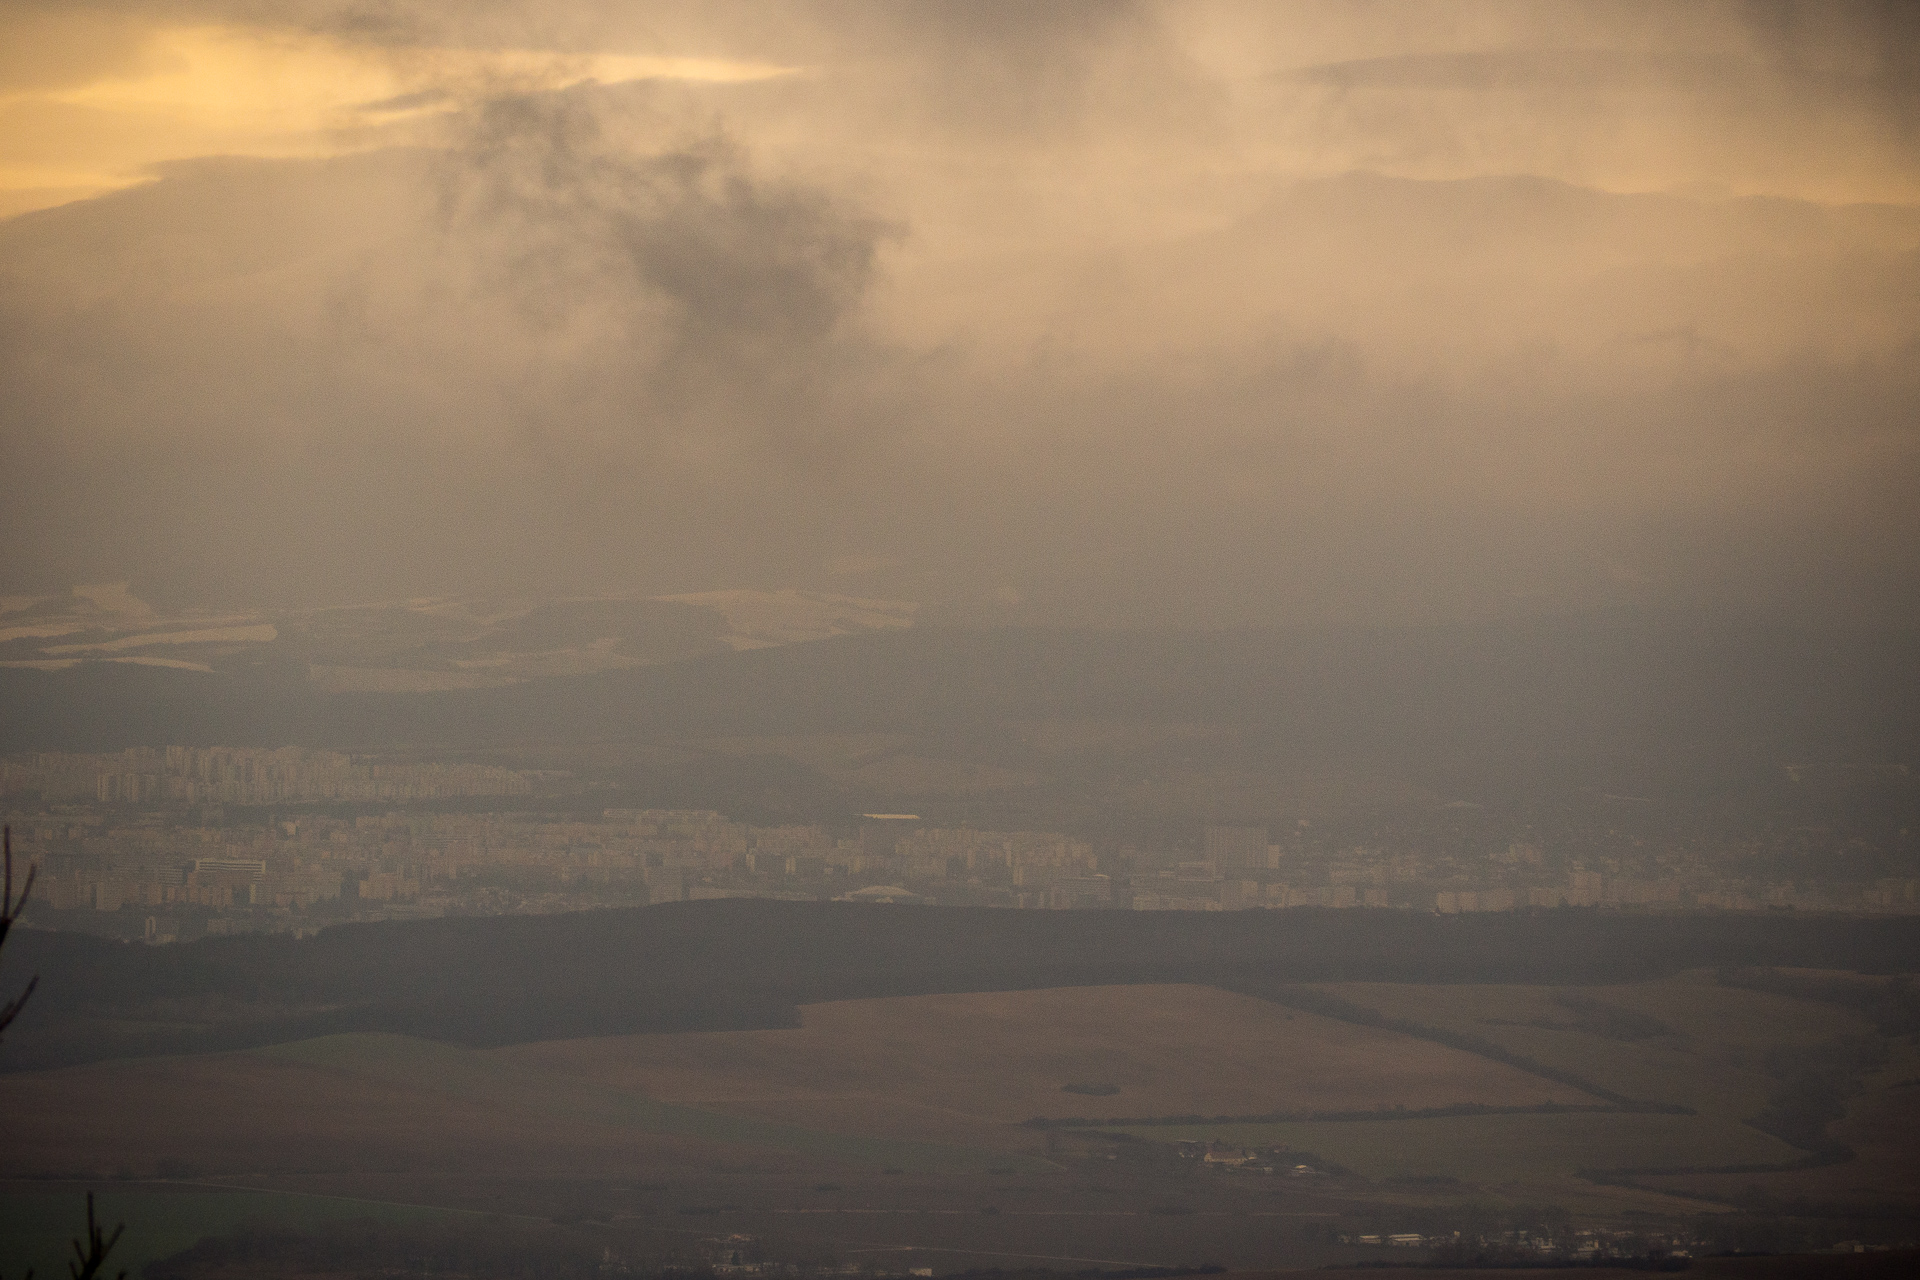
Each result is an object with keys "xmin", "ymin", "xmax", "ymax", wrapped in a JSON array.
[{"xmin": 1, "ymin": 3, "xmax": 1917, "ymax": 1278}]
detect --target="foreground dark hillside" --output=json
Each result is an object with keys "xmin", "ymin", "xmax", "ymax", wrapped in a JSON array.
[{"xmin": 3, "ymin": 901, "xmax": 1915, "ymax": 1071}]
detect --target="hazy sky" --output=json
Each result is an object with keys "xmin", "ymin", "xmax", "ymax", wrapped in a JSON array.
[{"xmin": 2, "ymin": 1, "xmax": 1916, "ymax": 626}]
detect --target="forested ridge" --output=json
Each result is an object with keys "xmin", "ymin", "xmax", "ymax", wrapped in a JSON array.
[{"xmin": 3, "ymin": 901, "xmax": 1915, "ymax": 1072}]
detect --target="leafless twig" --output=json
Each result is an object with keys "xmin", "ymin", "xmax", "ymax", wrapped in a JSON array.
[
  {"xmin": 69, "ymin": 1192, "xmax": 125, "ymax": 1280},
  {"xmin": 1, "ymin": 825, "xmax": 40, "ymax": 1038}
]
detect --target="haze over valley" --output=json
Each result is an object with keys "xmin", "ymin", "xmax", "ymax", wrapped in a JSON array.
[{"xmin": 2, "ymin": 3, "xmax": 1918, "ymax": 1277}]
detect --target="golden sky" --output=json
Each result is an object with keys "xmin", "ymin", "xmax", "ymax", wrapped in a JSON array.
[
  {"xmin": 0, "ymin": 14, "xmax": 797, "ymax": 216},
  {"xmin": 6, "ymin": 2, "xmax": 1917, "ymax": 217}
]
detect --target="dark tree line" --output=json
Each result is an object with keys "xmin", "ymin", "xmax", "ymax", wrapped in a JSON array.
[{"xmin": 5, "ymin": 897, "xmax": 1918, "ymax": 1073}]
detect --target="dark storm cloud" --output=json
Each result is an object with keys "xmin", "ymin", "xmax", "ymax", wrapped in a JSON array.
[
  {"xmin": 1741, "ymin": 0, "xmax": 1920, "ymax": 133},
  {"xmin": 439, "ymin": 85, "xmax": 894, "ymax": 463},
  {"xmin": 1, "ymin": 2, "xmax": 1917, "ymax": 627},
  {"xmin": 0, "ymin": 78, "xmax": 909, "ymax": 605}
]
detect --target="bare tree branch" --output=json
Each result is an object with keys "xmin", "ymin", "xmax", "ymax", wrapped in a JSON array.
[
  {"xmin": 69, "ymin": 1192, "xmax": 125, "ymax": 1280},
  {"xmin": 1, "ymin": 825, "xmax": 40, "ymax": 1039}
]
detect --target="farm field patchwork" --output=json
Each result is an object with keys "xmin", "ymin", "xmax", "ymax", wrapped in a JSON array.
[
  {"xmin": 1632, "ymin": 1037, "xmax": 1920, "ymax": 1207},
  {"xmin": 0, "ymin": 982, "xmax": 1607, "ymax": 1210},
  {"xmin": 5, "ymin": 971, "xmax": 1912, "ymax": 1263},
  {"xmin": 505, "ymin": 982, "xmax": 1598, "ymax": 1147},
  {"xmin": 0, "ymin": 1031, "xmax": 1043, "ymax": 1185},
  {"xmin": 1305, "ymin": 972, "xmax": 1876, "ymax": 1120},
  {"xmin": 1201, "ymin": 970, "xmax": 1914, "ymax": 1207}
]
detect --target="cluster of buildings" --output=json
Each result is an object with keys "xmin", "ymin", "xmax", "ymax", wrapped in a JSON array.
[
  {"xmin": 1174, "ymin": 1140, "xmax": 1332, "ymax": 1177},
  {"xmin": 1335, "ymin": 1226, "xmax": 1698, "ymax": 1261},
  {"xmin": 0, "ymin": 746, "xmax": 537, "ymax": 805},
  {"xmin": 1434, "ymin": 868, "xmax": 1920, "ymax": 913},
  {"xmin": 6, "ymin": 784, "xmax": 1916, "ymax": 942}
]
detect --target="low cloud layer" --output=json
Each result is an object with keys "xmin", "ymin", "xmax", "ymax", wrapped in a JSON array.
[{"xmin": 2, "ymin": 1, "xmax": 1917, "ymax": 627}]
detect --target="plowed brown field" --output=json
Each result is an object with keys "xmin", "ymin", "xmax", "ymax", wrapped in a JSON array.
[
  {"xmin": 1, "ymin": 983, "xmax": 1594, "ymax": 1180},
  {"xmin": 505, "ymin": 982, "xmax": 1597, "ymax": 1145}
]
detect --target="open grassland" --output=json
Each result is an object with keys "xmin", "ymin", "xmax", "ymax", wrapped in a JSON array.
[
  {"xmin": 0, "ymin": 984, "xmax": 1593, "ymax": 1196},
  {"xmin": 503, "ymin": 984, "xmax": 1596, "ymax": 1148},
  {"xmin": 1307, "ymin": 972, "xmax": 1876, "ymax": 1121},
  {"xmin": 0, "ymin": 1032, "xmax": 1048, "ymax": 1184},
  {"xmin": 0, "ymin": 1185, "xmax": 460, "ymax": 1280},
  {"xmin": 1635, "ymin": 1038, "xmax": 1920, "ymax": 1207},
  {"xmin": 7, "ymin": 975, "xmax": 1912, "ymax": 1233},
  {"xmin": 1230, "ymin": 970, "xmax": 1917, "ymax": 1209}
]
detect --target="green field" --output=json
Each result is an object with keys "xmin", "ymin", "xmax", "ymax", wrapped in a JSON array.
[
  {"xmin": 1113, "ymin": 1109, "xmax": 1801, "ymax": 1186},
  {"xmin": 0, "ymin": 1187, "xmax": 462, "ymax": 1279}
]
